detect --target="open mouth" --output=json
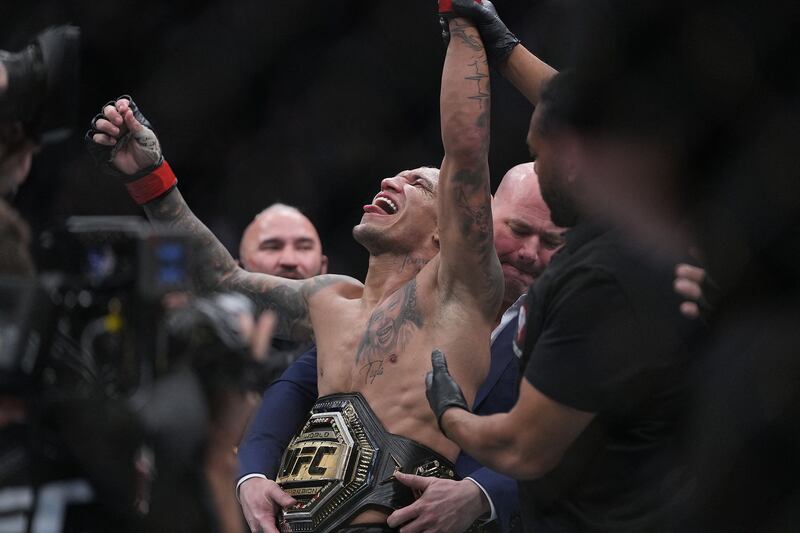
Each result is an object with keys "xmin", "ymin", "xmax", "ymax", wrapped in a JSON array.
[{"xmin": 372, "ymin": 195, "xmax": 398, "ymax": 215}]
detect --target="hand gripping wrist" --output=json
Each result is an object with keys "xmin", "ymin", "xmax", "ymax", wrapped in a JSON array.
[
  {"xmin": 438, "ymin": 0, "xmax": 483, "ymax": 47},
  {"xmin": 425, "ymin": 349, "xmax": 470, "ymax": 435},
  {"xmin": 450, "ymin": 0, "xmax": 520, "ymax": 65}
]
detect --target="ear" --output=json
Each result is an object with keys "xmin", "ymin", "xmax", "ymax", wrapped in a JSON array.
[{"xmin": 320, "ymin": 255, "xmax": 329, "ymax": 274}]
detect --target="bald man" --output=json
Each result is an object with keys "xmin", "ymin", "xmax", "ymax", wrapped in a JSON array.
[
  {"xmin": 238, "ymin": 162, "xmax": 563, "ymax": 533},
  {"xmin": 238, "ymin": 203, "xmax": 328, "ymax": 384},
  {"xmin": 239, "ymin": 203, "xmax": 328, "ymax": 280}
]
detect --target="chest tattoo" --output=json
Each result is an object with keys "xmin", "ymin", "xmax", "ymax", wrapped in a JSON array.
[{"xmin": 355, "ymin": 279, "xmax": 424, "ymax": 383}]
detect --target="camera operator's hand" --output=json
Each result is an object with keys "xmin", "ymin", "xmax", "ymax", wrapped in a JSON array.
[
  {"xmin": 85, "ymin": 96, "xmax": 162, "ymax": 179},
  {"xmin": 239, "ymin": 477, "xmax": 297, "ymax": 533}
]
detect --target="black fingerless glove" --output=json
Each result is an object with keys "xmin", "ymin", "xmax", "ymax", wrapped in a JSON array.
[
  {"xmin": 425, "ymin": 349, "xmax": 470, "ymax": 436},
  {"xmin": 84, "ymin": 95, "xmax": 163, "ymax": 181}
]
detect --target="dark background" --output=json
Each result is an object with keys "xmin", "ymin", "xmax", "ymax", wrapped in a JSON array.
[{"xmin": 2, "ymin": 0, "xmax": 577, "ymax": 280}]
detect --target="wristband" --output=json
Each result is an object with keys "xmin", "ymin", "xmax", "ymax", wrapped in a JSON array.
[{"xmin": 124, "ymin": 160, "xmax": 177, "ymax": 205}]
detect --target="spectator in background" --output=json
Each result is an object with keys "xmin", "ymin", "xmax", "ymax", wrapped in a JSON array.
[
  {"xmin": 238, "ymin": 203, "xmax": 328, "ymax": 280},
  {"xmin": 238, "ymin": 203, "xmax": 327, "ymax": 381}
]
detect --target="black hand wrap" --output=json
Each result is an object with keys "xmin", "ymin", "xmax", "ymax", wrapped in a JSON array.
[
  {"xmin": 84, "ymin": 95, "xmax": 163, "ymax": 181},
  {"xmin": 446, "ymin": 0, "xmax": 520, "ymax": 66},
  {"xmin": 425, "ymin": 349, "xmax": 469, "ymax": 436}
]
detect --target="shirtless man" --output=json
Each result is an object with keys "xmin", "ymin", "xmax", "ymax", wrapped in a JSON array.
[{"xmin": 85, "ymin": 14, "xmax": 501, "ymax": 532}]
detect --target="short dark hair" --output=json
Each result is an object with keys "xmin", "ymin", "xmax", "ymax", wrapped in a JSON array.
[{"xmin": 535, "ymin": 70, "xmax": 597, "ymax": 138}]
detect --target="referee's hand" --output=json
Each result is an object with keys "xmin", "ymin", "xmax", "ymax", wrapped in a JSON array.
[{"xmin": 425, "ymin": 349, "xmax": 469, "ymax": 437}]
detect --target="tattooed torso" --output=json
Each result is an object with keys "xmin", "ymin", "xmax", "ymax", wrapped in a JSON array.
[
  {"xmin": 311, "ymin": 272, "xmax": 432, "ymax": 395},
  {"xmin": 306, "ymin": 252, "xmax": 493, "ymax": 464},
  {"xmin": 354, "ymin": 278, "xmax": 424, "ymax": 384}
]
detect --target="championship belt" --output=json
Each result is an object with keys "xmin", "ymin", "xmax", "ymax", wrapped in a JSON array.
[{"xmin": 276, "ymin": 393, "xmax": 457, "ymax": 533}]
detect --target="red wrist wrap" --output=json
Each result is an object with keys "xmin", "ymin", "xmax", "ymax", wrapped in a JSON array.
[
  {"xmin": 438, "ymin": 0, "xmax": 481, "ymax": 15},
  {"xmin": 125, "ymin": 160, "xmax": 177, "ymax": 205}
]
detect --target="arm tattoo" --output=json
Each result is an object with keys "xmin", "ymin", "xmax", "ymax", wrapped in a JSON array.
[
  {"xmin": 452, "ymin": 166, "xmax": 503, "ymax": 307},
  {"xmin": 355, "ymin": 279, "xmax": 424, "ymax": 384},
  {"xmin": 144, "ymin": 190, "xmax": 340, "ymax": 341},
  {"xmin": 466, "ymin": 60, "xmax": 490, "ymax": 109},
  {"xmin": 249, "ymin": 282, "xmax": 310, "ymax": 341},
  {"xmin": 437, "ymin": 17, "xmax": 501, "ymax": 316},
  {"xmin": 235, "ymin": 273, "xmax": 341, "ymax": 342},
  {"xmin": 143, "ymin": 189, "xmax": 238, "ymax": 292},
  {"xmin": 450, "ymin": 20, "xmax": 484, "ymax": 52}
]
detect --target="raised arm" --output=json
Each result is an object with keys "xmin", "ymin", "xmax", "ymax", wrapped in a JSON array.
[
  {"xmin": 85, "ymin": 96, "xmax": 340, "ymax": 341},
  {"xmin": 450, "ymin": 0, "xmax": 557, "ymax": 105},
  {"xmin": 437, "ymin": 15, "xmax": 503, "ymax": 319},
  {"xmin": 499, "ymin": 46, "xmax": 557, "ymax": 106}
]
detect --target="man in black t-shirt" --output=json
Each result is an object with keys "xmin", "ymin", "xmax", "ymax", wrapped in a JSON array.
[{"xmin": 426, "ymin": 68, "xmax": 698, "ymax": 532}]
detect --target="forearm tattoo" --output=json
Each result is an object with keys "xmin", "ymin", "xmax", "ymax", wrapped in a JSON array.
[
  {"xmin": 440, "ymin": 20, "xmax": 503, "ymax": 316},
  {"xmin": 466, "ymin": 60, "xmax": 490, "ymax": 109},
  {"xmin": 144, "ymin": 189, "xmax": 338, "ymax": 341},
  {"xmin": 450, "ymin": 19, "xmax": 484, "ymax": 52},
  {"xmin": 144, "ymin": 189, "xmax": 238, "ymax": 292}
]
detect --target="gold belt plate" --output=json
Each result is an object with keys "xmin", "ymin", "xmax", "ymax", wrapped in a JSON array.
[{"xmin": 277, "ymin": 403, "xmax": 377, "ymax": 532}]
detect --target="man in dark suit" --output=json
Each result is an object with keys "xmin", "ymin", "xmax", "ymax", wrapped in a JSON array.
[{"xmin": 237, "ymin": 162, "xmax": 565, "ymax": 533}]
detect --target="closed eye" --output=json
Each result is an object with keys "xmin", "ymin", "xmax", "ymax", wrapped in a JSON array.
[
  {"xmin": 259, "ymin": 239, "xmax": 284, "ymax": 251},
  {"xmin": 508, "ymin": 221, "xmax": 533, "ymax": 237},
  {"xmin": 542, "ymin": 233, "xmax": 565, "ymax": 250},
  {"xmin": 413, "ymin": 179, "xmax": 434, "ymax": 196}
]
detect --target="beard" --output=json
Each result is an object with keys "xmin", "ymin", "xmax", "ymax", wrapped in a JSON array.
[
  {"xmin": 352, "ymin": 223, "xmax": 395, "ymax": 256},
  {"xmin": 538, "ymin": 167, "xmax": 580, "ymax": 228}
]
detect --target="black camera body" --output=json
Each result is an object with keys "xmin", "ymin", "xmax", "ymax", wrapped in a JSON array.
[
  {"xmin": 1, "ymin": 216, "xmax": 196, "ymax": 395},
  {"xmin": 0, "ymin": 277, "xmax": 54, "ymax": 392}
]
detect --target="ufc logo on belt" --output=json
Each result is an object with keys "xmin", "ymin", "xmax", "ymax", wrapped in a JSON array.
[{"xmin": 281, "ymin": 445, "xmax": 338, "ymax": 478}]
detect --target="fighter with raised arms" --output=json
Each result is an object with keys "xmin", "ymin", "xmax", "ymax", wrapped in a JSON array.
[{"xmin": 85, "ymin": 10, "xmax": 501, "ymax": 532}]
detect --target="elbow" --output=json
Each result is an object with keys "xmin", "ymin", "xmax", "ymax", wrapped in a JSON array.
[
  {"xmin": 442, "ymin": 124, "xmax": 488, "ymax": 166},
  {"xmin": 494, "ymin": 443, "xmax": 562, "ymax": 480}
]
